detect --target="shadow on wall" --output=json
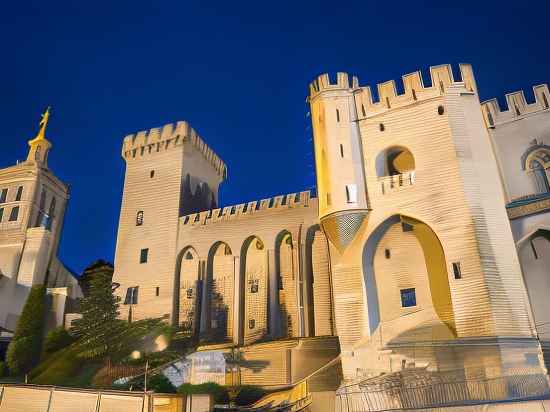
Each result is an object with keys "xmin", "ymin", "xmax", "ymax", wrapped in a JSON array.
[{"xmin": 180, "ymin": 174, "xmax": 216, "ymax": 216}]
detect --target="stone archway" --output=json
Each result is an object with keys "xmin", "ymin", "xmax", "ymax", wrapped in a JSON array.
[
  {"xmin": 274, "ymin": 230, "xmax": 297, "ymax": 338},
  {"xmin": 206, "ymin": 241, "xmax": 235, "ymax": 342},
  {"xmin": 305, "ymin": 225, "xmax": 334, "ymax": 337},
  {"xmin": 239, "ymin": 236, "xmax": 268, "ymax": 346},
  {"xmin": 517, "ymin": 228, "xmax": 550, "ymax": 341},
  {"xmin": 363, "ymin": 215, "xmax": 456, "ymax": 343},
  {"xmin": 174, "ymin": 246, "xmax": 201, "ymax": 335}
]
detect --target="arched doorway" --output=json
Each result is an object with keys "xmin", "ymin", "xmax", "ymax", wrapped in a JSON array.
[
  {"xmin": 240, "ymin": 236, "xmax": 268, "ymax": 345},
  {"xmin": 305, "ymin": 225, "xmax": 334, "ymax": 337},
  {"xmin": 176, "ymin": 246, "xmax": 201, "ymax": 335},
  {"xmin": 517, "ymin": 229, "xmax": 550, "ymax": 340},
  {"xmin": 275, "ymin": 230, "xmax": 297, "ymax": 338},
  {"xmin": 206, "ymin": 241, "xmax": 235, "ymax": 342},
  {"xmin": 363, "ymin": 215, "xmax": 456, "ymax": 344}
]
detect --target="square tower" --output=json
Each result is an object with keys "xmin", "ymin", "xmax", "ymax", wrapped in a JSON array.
[{"xmin": 112, "ymin": 121, "xmax": 226, "ymax": 324}]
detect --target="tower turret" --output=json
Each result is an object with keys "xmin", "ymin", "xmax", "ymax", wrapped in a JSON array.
[
  {"xmin": 26, "ymin": 107, "xmax": 52, "ymax": 168},
  {"xmin": 308, "ymin": 73, "xmax": 369, "ymax": 253}
]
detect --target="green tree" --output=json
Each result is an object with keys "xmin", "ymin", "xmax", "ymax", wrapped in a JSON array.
[
  {"xmin": 6, "ymin": 285, "xmax": 46, "ymax": 375},
  {"xmin": 70, "ymin": 272, "xmax": 166, "ymax": 364},
  {"xmin": 43, "ymin": 326, "xmax": 75, "ymax": 354},
  {"xmin": 70, "ymin": 271, "xmax": 125, "ymax": 363}
]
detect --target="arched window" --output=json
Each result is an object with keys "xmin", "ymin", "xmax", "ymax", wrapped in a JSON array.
[
  {"xmin": 136, "ymin": 211, "xmax": 144, "ymax": 226},
  {"xmin": 524, "ymin": 146, "xmax": 550, "ymax": 194},
  {"xmin": 376, "ymin": 146, "xmax": 415, "ymax": 178},
  {"xmin": 530, "ymin": 160, "xmax": 550, "ymax": 193}
]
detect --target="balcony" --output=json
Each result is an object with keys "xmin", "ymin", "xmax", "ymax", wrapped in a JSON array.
[{"xmin": 379, "ymin": 171, "xmax": 416, "ymax": 195}]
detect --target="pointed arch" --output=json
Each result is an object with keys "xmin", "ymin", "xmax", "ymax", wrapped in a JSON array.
[
  {"xmin": 517, "ymin": 228, "xmax": 550, "ymax": 340},
  {"xmin": 305, "ymin": 225, "xmax": 334, "ymax": 337},
  {"xmin": 275, "ymin": 230, "xmax": 298, "ymax": 338},
  {"xmin": 362, "ymin": 215, "xmax": 456, "ymax": 341},
  {"xmin": 173, "ymin": 246, "xmax": 201, "ymax": 335},
  {"xmin": 239, "ymin": 235, "xmax": 268, "ymax": 345},
  {"xmin": 206, "ymin": 241, "xmax": 235, "ymax": 342}
]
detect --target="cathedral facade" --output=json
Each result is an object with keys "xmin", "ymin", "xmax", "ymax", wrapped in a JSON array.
[
  {"xmin": 111, "ymin": 64, "xmax": 550, "ymax": 385},
  {"xmin": 0, "ymin": 110, "xmax": 81, "ymax": 347}
]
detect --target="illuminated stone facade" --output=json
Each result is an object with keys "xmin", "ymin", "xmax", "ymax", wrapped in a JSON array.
[
  {"xmin": 0, "ymin": 112, "xmax": 81, "ymax": 339},
  {"xmin": 112, "ymin": 64, "xmax": 550, "ymax": 389}
]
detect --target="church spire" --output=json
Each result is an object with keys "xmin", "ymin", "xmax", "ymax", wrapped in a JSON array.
[{"xmin": 27, "ymin": 107, "xmax": 53, "ymax": 168}]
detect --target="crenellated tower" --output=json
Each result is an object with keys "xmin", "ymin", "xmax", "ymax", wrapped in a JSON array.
[
  {"xmin": 308, "ymin": 73, "xmax": 370, "ymax": 253},
  {"xmin": 112, "ymin": 120, "xmax": 226, "ymax": 324}
]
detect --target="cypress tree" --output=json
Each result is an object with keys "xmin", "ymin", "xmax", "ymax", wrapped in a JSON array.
[{"xmin": 6, "ymin": 285, "xmax": 47, "ymax": 375}]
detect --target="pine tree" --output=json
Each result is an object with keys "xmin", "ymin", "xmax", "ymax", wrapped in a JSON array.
[
  {"xmin": 71, "ymin": 271, "xmax": 126, "ymax": 362},
  {"xmin": 6, "ymin": 285, "xmax": 46, "ymax": 375}
]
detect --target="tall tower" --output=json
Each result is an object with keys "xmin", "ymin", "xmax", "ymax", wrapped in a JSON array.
[
  {"xmin": 112, "ymin": 121, "xmax": 226, "ymax": 324},
  {"xmin": 309, "ymin": 73, "xmax": 369, "ymax": 253},
  {"xmin": 0, "ymin": 108, "xmax": 71, "ymax": 333}
]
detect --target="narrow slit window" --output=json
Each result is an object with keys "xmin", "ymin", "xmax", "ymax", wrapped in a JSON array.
[
  {"xmin": 156, "ymin": 287, "xmax": 160, "ymax": 297},
  {"xmin": 0, "ymin": 208, "xmax": 3, "ymax": 222},
  {"xmin": 385, "ymin": 249, "xmax": 391, "ymax": 259},
  {"xmin": 150, "ymin": 170, "xmax": 155, "ymax": 178},
  {"xmin": 15, "ymin": 186, "xmax": 23, "ymax": 201},
  {"xmin": 336, "ymin": 109, "xmax": 340, "ymax": 122},
  {"xmin": 339, "ymin": 144, "xmax": 344, "ymax": 158},
  {"xmin": 9, "ymin": 206, "xmax": 19, "ymax": 222},
  {"xmin": 487, "ymin": 109, "xmax": 494, "ymax": 126},
  {"xmin": 452, "ymin": 262, "xmax": 462, "ymax": 279},
  {"xmin": 361, "ymin": 104, "xmax": 366, "ymax": 117},
  {"xmin": 140, "ymin": 248, "xmax": 149, "ymax": 264},
  {"xmin": 136, "ymin": 211, "xmax": 144, "ymax": 226},
  {"xmin": 345, "ymin": 184, "xmax": 357, "ymax": 204}
]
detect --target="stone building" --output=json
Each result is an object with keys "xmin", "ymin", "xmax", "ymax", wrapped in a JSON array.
[
  {"xmin": 0, "ymin": 109, "xmax": 81, "ymax": 349},
  {"xmin": 112, "ymin": 64, "xmax": 550, "ymax": 391}
]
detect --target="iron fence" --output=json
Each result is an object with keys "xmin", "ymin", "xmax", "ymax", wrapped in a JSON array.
[{"xmin": 336, "ymin": 372, "xmax": 550, "ymax": 412}]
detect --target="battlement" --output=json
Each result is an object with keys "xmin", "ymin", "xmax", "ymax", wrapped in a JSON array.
[
  {"xmin": 309, "ymin": 64, "xmax": 478, "ymax": 117},
  {"xmin": 121, "ymin": 120, "xmax": 227, "ymax": 178},
  {"xmin": 481, "ymin": 84, "xmax": 550, "ymax": 127},
  {"xmin": 180, "ymin": 190, "xmax": 313, "ymax": 226}
]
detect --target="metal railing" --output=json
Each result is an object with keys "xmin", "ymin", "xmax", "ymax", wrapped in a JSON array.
[{"xmin": 336, "ymin": 370, "xmax": 550, "ymax": 412}]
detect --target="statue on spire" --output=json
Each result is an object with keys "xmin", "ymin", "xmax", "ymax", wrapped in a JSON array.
[
  {"xmin": 26, "ymin": 107, "xmax": 53, "ymax": 168},
  {"xmin": 36, "ymin": 106, "xmax": 51, "ymax": 140}
]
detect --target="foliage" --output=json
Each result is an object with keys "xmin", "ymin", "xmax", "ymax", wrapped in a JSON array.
[
  {"xmin": 6, "ymin": 285, "xmax": 46, "ymax": 374},
  {"xmin": 0, "ymin": 361, "xmax": 6, "ymax": 377},
  {"xmin": 44, "ymin": 327, "xmax": 75, "ymax": 354},
  {"xmin": 31, "ymin": 346, "xmax": 80, "ymax": 385},
  {"xmin": 70, "ymin": 271, "xmax": 123, "ymax": 361},
  {"xmin": 147, "ymin": 374, "xmax": 177, "ymax": 393},
  {"xmin": 178, "ymin": 382, "xmax": 230, "ymax": 404},
  {"xmin": 235, "ymin": 385, "xmax": 268, "ymax": 406}
]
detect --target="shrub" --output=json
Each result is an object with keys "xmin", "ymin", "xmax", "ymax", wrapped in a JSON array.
[
  {"xmin": 6, "ymin": 285, "xmax": 46, "ymax": 375},
  {"xmin": 0, "ymin": 361, "xmax": 6, "ymax": 377},
  {"xmin": 6, "ymin": 336, "xmax": 36, "ymax": 376},
  {"xmin": 235, "ymin": 385, "xmax": 267, "ymax": 406},
  {"xmin": 147, "ymin": 374, "xmax": 176, "ymax": 393},
  {"xmin": 44, "ymin": 327, "xmax": 74, "ymax": 354},
  {"xmin": 178, "ymin": 382, "xmax": 229, "ymax": 404}
]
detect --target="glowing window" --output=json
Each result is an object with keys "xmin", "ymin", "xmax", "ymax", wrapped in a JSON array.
[{"xmin": 345, "ymin": 184, "xmax": 357, "ymax": 204}]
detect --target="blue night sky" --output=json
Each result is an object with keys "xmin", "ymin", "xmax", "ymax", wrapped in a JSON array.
[{"xmin": 1, "ymin": 1, "xmax": 549, "ymax": 274}]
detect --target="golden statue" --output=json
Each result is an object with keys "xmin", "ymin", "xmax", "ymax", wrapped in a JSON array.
[{"xmin": 36, "ymin": 106, "xmax": 51, "ymax": 140}]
